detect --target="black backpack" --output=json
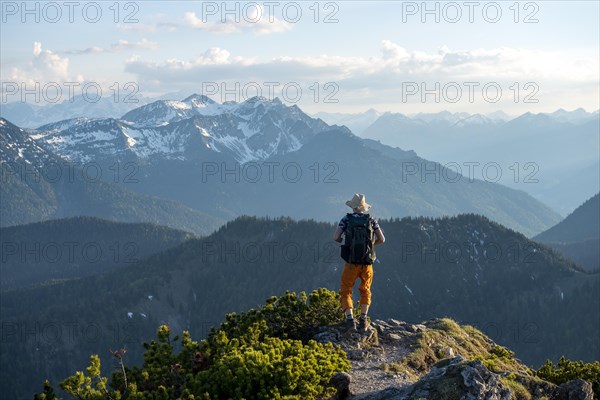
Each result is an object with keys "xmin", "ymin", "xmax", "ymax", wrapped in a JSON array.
[{"xmin": 341, "ymin": 213, "xmax": 376, "ymax": 265}]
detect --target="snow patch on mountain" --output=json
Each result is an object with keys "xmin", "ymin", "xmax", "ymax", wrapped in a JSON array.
[
  {"xmin": 29, "ymin": 96, "xmax": 330, "ymax": 164},
  {"xmin": 214, "ymin": 135, "xmax": 256, "ymax": 163},
  {"xmin": 238, "ymin": 121, "xmax": 259, "ymax": 138},
  {"xmin": 452, "ymin": 114, "xmax": 494, "ymax": 127}
]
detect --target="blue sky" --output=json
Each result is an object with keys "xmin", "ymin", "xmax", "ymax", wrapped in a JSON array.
[{"xmin": 1, "ymin": 1, "xmax": 599, "ymax": 114}]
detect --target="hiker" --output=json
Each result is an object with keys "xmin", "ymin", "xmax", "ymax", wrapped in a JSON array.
[{"xmin": 333, "ymin": 193, "xmax": 385, "ymax": 332}]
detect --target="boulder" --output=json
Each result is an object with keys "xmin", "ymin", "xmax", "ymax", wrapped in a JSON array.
[
  {"xmin": 329, "ymin": 371, "xmax": 351, "ymax": 400},
  {"xmin": 399, "ymin": 357, "xmax": 512, "ymax": 400},
  {"xmin": 459, "ymin": 360, "xmax": 512, "ymax": 400},
  {"xmin": 553, "ymin": 379, "xmax": 594, "ymax": 400}
]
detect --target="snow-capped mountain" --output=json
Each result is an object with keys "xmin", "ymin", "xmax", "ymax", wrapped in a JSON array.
[
  {"xmin": 30, "ymin": 96, "xmax": 330, "ymax": 164},
  {"xmin": 358, "ymin": 108, "xmax": 598, "ymax": 134},
  {"xmin": 543, "ymin": 108, "xmax": 599, "ymax": 125},
  {"xmin": 485, "ymin": 110, "xmax": 513, "ymax": 122},
  {"xmin": 0, "ymin": 117, "xmax": 224, "ymax": 233},
  {"xmin": 0, "ymin": 118, "xmax": 53, "ymax": 167},
  {"xmin": 0, "ymin": 95, "xmax": 152, "ymax": 129},
  {"xmin": 314, "ymin": 109, "xmax": 502, "ymax": 135},
  {"xmin": 451, "ymin": 113, "xmax": 495, "ymax": 127},
  {"xmin": 364, "ymin": 111, "xmax": 504, "ymax": 134},
  {"xmin": 1, "ymin": 111, "xmax": 565, "ymax": 237},
  {"xmin": 119, "ymin": 94, "xmax": 216, "ymax": 126},
  {"xmin": 409, "ymin": 110, "xmax": 472, "ymax": 124}
]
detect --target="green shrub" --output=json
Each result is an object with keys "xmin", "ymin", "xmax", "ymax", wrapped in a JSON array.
[
  {"xmin": 489, "ymin": 345, "xmax": 514, "ymax": 360},
  {"xmin": 537, "ymin": 356, "xmax": 600, "ymax": 398},
  {"xmin": 213, "ymin": 288, "xmax": 344, "ymax": 343},
  {"xmin": 192, "ymin": 332, "xmax": 348, "ymax": 399},
  {"xmin": 33, "ymin": 381, "xmax": 60, "ymax": 400},
  {"xmin": 35, "ymin": 288, "xmax": 350, "ymax": 400}
]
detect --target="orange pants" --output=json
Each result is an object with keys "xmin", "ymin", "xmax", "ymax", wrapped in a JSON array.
[{"xmin": 340, "ymin": 262, "xmax": 374, "ymax": 311}]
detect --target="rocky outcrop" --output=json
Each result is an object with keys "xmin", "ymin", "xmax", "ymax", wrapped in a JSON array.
[
  {"xmin": 553, "ymin": 379, "xmax": 594, "ymax": 400},
  {"xmin": 400, "ymin": 356, "xmax": 512, "ymax": 400},
  {"xmin": 342, "ymin": 357, "xmax": 514, "ymax": 400},
  {"xmin": 316, "ymin": 318, "xmax": 595, "ymax": 400}
]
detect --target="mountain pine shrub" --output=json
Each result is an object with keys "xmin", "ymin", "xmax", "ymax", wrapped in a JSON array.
[
  {"xmin": 537, "ymin": 356, "xmax": 600, "ymax": 397},
  {"xmin": 36, "ymin": 288, "xmax": 349, "ymax": 400}
]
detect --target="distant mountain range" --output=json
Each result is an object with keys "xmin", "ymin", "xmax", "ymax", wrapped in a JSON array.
[
  {"xmin": 534, "ymin": 193, "xmax": 599, "ymax": 271},
  {"xmin": 354, "ymin": 109, "xmax": 599, "ymax": 215},
  {"xmin": 1, "ymin": 96, "xmax": 563, "ymax": 236},
  {"xmin": 316, "ymin": 107, "xmax": 598, "ymax": 133},
  {"xmin": 35, "ymin": 94, "xmax": 329, "ymax": 164},
  {"xmin": 2, "ymin": 213, "xmax": 597, "ymax": 399},
  {"xmin": 0, "ymin": 118, "xmax": 223, "ymax": 235},
  {"xmin": 315, "ymin": 109, "xmax": 513, "ymax": 135},
  {"xmin": 0, "ymin": 95, "xmax": 153, "ymax": 129},
  {"xmin": 3, "ymin": 95, "xmax": 596, "ymax": 215}
]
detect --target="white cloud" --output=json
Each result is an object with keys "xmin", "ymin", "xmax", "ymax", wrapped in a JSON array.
[
  {"xmin": 183, "ymin": 9, "xmax": 292, "ymax": 35},
  {"xmin": 8, "ymin": 42, "xmax": 74, "ymax": 84},
  {"xmin": 194, "ymin": 48, "xmax": 233, "ymax": 65},
  {"xmin": 62, "ymin": 39, "xmax": 158, "ymax": 55},
  {"xmin": 115, "ymin": 19, "xmax": 181, "ymax": 33},
  {"xmin": 125, "ymin": 41, "xmax": 598, "ymax": 85},
  {"xmin": 33, "ymin": 42, "xmax": 70, "ymax": 79},
  {"xmin": 33, "ymin": 42, "xmax": 42, "ymax": 57},
  {"xmin": 116, "ymin": 7, "xmax": 292, "ymax": 35},
  {"xmin": 120, "ymin": 40, "xmax": 598, "ymax": 113},
  {"xmin": 381, "ymin": 40, "xmax": 410, "ymax": 61}
]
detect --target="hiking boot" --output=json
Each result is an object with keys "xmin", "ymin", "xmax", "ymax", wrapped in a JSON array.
[
  {"xmin": 344, "ymin": 317, "xmax": 357, "ymax": 332},
  {"xmin": 358, "ymin": 317, "xmax": 369, "ymax": 332}
]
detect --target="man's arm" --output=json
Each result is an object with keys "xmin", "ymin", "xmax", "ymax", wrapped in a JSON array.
[
  {"xmin": 373, "ymin": 228, "xmax": 385, "ymax": 246},
  {"xmin": 333, "ymin": 226, "xmax": 344, "ymax": 243}
]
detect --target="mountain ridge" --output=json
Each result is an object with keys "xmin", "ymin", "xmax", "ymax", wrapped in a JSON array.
[
  {"xmin": 0, "ymin": 216, "xmax": 195, "ymax": 291},
  {"xmin": 360, "ymin": 109, "xmax": 599, "ymax": 214},
  {"xmin": 534, "ymin": 193, "xmax": 600, "ymax": 271},
  {"xmin": 535, "ymin": 193, "xmax": 599, "ymax": 243},
  {"xmin": 29, "ymin": 96, "xmax": 330, "ymax": 165},
  {"xmin": 4, "ymin": 97, "xmax": 563, "ymax": 237},
  {"xmin": 0, "ymin": 118, "xmax": 224, "ymax": 234}
]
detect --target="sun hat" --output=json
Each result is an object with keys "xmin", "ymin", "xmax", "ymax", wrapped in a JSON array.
[{"xmin": 345, "ymin": 193, "xmax": 371, "ymax": 212}]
